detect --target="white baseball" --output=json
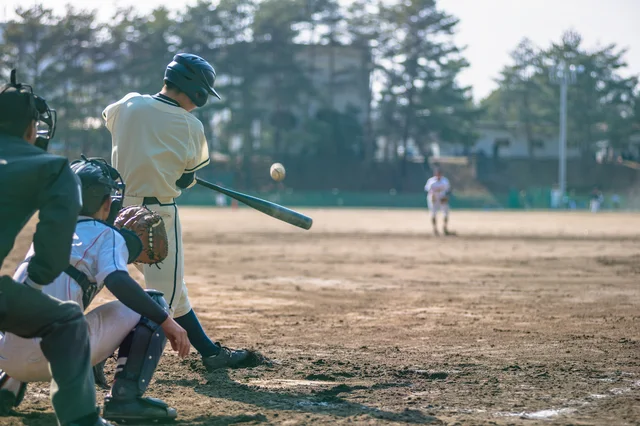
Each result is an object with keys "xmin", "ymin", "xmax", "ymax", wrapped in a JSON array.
[{"xmin": 270, "ymin": 163, "xmax": 286, "ymax": 182}]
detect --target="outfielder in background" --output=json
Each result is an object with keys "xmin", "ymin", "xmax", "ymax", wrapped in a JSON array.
[
  {"xmin": 102, "ymin": 53, "xmax": 250, "ymax": 371},
  {"xmin": 0, "ymin": 158, "xmax": 190, "ymax": 423},
  {"xmin": 424, "ymin": 167, "xmax": 452, "ymax": 236}
]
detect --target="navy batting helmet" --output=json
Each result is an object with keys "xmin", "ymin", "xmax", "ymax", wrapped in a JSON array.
[
  {"xmin": 70, "ymin": 155, "xmax": 125, "ymax": 222},
  {"xmin": 164, "ymin": 53, "xmax": 220, "ymax": 107}
]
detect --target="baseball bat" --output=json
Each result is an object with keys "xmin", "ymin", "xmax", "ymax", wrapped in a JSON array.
[{"xmin": 196, "ymin": 177, "xmax": 313, "ymax": 230}]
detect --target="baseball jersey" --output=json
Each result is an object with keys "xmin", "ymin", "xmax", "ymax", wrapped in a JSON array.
[
  {"xmin": 425, "ymin": 176, "xmax": 451, "ymax": 201},
  {"xmin": 14, "ymin": 218, "xmax": 129, "ymax": 308},
  {"xmin": 103, "ymin": 92, "xmax": 210, "ymax": 199}
]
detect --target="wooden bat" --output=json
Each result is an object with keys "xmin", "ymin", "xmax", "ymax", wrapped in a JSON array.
[{"xmin": 196, "ymin": 177, "xmax": 313, "ymax": 230}]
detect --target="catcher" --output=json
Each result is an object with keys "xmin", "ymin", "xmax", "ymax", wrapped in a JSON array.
[
  {"xmin": 0, "ymin": 157, "xmax": 189, "ymax": 423},
  {"xmin": 424, "ymin": 167, "xmax": 452, "ymax": 236}
]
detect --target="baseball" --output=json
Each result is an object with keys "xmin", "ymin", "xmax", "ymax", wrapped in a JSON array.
[{"xmin": 270, "ymin": 163, "xmax": 286, "ymax": 182}]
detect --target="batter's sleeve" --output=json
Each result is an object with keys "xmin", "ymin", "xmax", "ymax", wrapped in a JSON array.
[
  {"xmin": 27, "ymin": 160, "xmax": 82, "ymax": 286},
  {"xmin": 94, "ymin": 229, "xmax": 129, "ymax": 285},
  {"xmin": 185, "ymin": 121, "xmax": 210, "ymax": 173}
]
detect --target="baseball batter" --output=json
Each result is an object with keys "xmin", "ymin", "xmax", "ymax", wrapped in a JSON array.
[
  {"xmin": 0, "ymin": 158, "xmax": 189, "ymax": 422},
  {"xmin": 103, "ymin": 53, "xmax": 249, "ymax": 371},
  {"xmin": 424, "ymin": 168, "xmax": 452, "ymax": 236}
]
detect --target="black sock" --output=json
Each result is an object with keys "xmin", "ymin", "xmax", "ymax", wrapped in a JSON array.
[
  {"xmin": 114, "ymin": 329, "xmax": 135, "ymax": 377},
  {"xmin": 175, "ymin": 310, "xmax": 220, "ymax": 357}
]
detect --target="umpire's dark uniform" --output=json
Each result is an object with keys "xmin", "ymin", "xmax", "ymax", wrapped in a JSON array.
[{"xmin": 0, "ymin": 85, "xmax": 97, "ymax": 423}]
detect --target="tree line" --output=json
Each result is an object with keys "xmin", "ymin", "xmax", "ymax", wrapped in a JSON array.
[{"xmin": 1, "ymin": 0, "xmax": 638, "ymax": 173}]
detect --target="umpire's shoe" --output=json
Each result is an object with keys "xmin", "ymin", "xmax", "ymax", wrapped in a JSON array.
[
  {"xmin": 202, "ymin": 343, "xmax": 250, "ymax": 372},
  {"xmin": 65, "ymin": 416, "xmax": 114, "ymax": 426},
  {"xmin": 103, "ymin": 396, "xmax": 177, "ymax": 423}
]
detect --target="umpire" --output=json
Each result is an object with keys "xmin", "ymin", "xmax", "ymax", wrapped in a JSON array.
[{"xmin": 0, "ymin": 71, "xmax": 111, "ymax": 426}]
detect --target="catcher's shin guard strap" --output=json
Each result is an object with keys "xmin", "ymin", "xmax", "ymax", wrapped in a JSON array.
[{"xmin": 111, "ymin": 292, "xmax": 168, "ymax": 399}]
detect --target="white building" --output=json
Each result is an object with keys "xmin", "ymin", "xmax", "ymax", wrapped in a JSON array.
[{"xmin": 431, "ymin": 121, "xmax": 580, "ymax": 159}]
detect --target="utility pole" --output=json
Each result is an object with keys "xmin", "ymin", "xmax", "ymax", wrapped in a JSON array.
[{"xmin": 550, "ymin": 61, "xmax": 583, "ymax": 197}]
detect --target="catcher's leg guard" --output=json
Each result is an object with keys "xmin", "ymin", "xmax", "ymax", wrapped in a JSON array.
[{"xmin": 103, "ymin": 290, "xmax": 176, "ymax": 422}]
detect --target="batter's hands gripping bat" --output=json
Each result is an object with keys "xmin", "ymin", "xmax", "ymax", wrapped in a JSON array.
[{"xmin": 196, "ymin": 177, "xmax": 313, "ymax": 230}]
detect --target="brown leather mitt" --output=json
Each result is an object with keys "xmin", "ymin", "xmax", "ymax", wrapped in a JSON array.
[{"xmin": 114, "ymin": 205, "xmax": 169, "ymax": 265}]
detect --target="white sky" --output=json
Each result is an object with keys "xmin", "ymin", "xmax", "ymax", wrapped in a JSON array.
[{"xmin": 2, "ymin": 0, "xmax": 639, "ymax": 101}]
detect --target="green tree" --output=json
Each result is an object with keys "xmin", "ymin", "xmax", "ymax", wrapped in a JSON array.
[
  {"xmin": 485, "ymin": 31, "xmax": 639, "ymax": 157},
  {"xmin": 252, "ymin": 0, "xmax": 312, "ymax": 158},
  {"xmin": 377, "ymin": 0, "xmax": 476, "ymax": 187},
  {"xmin": 482, "ymin": 39, "xmax": 548, "ymax": 157},
  {"xmin": 345, "ymin": 0, "xmax": 382, "ymax": 162}
]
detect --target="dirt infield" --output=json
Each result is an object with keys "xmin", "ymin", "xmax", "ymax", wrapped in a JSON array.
[{"xmin": 1, "ymin": 209, "xmax": 639, "ymax": 425}]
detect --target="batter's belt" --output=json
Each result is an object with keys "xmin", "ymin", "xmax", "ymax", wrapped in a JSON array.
[{"xmin": 125, "ymin": 196, "xmax": 175, "ymax": 206}]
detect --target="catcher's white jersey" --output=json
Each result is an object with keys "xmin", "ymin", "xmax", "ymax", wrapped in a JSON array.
[
  {"xmin": 425, "ymin": 176, "xmax": 450, "ymax": 201},
  {"xmin": 103, "ymin": 92, "xmax": 210, "ymax": 200},
  {"xmin": 13, "ymin": 218, "xmax": 129, "ymax": 307},
  {"xmin": 0, "ymin": 218, "xmax": 139, "ymax": 382}
]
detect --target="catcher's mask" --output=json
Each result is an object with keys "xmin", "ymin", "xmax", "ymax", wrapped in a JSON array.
[
  {"xmin": 70, "ymin": 155, "xmax": 126, "ymax": 224},
  {"xmin": 0, "ymin": 69, "xmax": 57, "ymax": 150}
]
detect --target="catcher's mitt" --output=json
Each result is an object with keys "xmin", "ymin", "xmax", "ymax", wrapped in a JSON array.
[{"xmin": 114, "ymin": 205, "xmax": 169, "ymax": 265}]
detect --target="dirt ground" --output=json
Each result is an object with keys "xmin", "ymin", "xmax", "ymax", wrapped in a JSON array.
[{"xmin": 1, "ymin": 208, "xmax": 639, "ymax": 426}]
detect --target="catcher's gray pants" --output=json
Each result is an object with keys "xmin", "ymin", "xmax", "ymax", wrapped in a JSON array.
[{"xmin": 0, "ymin": 276, "xmax": 96, "ymax": 425}]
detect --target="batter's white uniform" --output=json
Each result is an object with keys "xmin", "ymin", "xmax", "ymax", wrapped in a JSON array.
[
  {"xmin": 424, "ymin": 176, "xmax": 451, "ymax": 218},
  {"xmin": 103, "ymin": 93, "xmax": 210, "ymax": 318},
  {"xmin": 0, "ymin": 218, "xmax": 140, "ymax": 382}
]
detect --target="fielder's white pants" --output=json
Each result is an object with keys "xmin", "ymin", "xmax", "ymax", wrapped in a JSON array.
[
  {"xmin": 590, "ymin": 199, "xmax": 601, "ymax": 213},
  {"xmin": 124, "ymin": 196, "xmax": 192, "ymax": 318},
  {"xmin": 427, "ymin": 196, "xmax": 449, "ymax": 218},
  {"xmin": 0, "ymin": 301, "xmax": 139, "ymax": 382}
]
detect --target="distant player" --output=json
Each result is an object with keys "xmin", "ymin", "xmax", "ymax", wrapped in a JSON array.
[
  {"xmin": 590, "ymin": 186, "xmax": 604, "ymax": 213},
  {"xmin": 424, "ymin": 168, "xmax": 451, "ymax": 236},
  {"xmin": 102, "ymin": 53, "xmax": 250, "ymax": 372},
  {"xmin": 0, "ymin": 158, "xmax": 190, "ymax": 422}
]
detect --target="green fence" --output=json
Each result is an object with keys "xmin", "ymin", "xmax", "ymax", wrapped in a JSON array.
[{"xmin": 177, "ymin": 186, "xmax": 628, "ymax": 210}]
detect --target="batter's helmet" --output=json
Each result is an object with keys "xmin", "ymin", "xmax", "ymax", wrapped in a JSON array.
[
  {"xmin": 70, "ymin": 155, "xmax": 125, "ymax": 222},
  {"xmin": 164, "ymin": 53, "xmax": 220, "ymax": 107}
]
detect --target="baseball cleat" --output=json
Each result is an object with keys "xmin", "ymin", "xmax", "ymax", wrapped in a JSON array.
[
  {"xmin": 103, "ymin": 396, "xmax": 177, "ymax": 423},
  {"xmin": 202, "ymin": 343, "xmax": 250, "ymax": 372},
  {"xmin": 0, "ymin": 371, "xmax": 26, "ymax": 415}
]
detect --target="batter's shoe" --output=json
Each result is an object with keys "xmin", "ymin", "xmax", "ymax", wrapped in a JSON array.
[
  {"xmin": 103, "ymin": 396, "xmax": 177, "ymax": 423},
  {"xmin": 0, "ymin": 371, "xmax": 26, "ymax": 414},
  {"xmin": 202, "ymin": 343, "xmax": 250, "ymax": 372}
]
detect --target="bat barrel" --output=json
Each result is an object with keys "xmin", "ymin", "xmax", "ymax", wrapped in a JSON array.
[{"xmin": 196, "ymin": 178, "xmax": 313, "ymax": 230}]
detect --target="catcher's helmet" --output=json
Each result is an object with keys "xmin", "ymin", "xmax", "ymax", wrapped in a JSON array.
[
  {"xmin": 164, "ymin": 53, "xmax": 221, "ymax": 107},
  {"xmin": 70, "ymin": 155, "xmax": 125, "ymax": 222}
]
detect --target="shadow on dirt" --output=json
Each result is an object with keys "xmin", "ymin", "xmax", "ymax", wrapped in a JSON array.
[
  {"xmin": 5, "ymin": 411, "xmax": 58, "ymax": 426},
  {"xmin": 156, "ymin": 369, "xmax": 442, "ymax": 425}
]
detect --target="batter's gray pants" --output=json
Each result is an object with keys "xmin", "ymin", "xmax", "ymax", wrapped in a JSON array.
[{"xmin": 0, "ymin": 276, "xmax": 96, "ymax": 425}]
